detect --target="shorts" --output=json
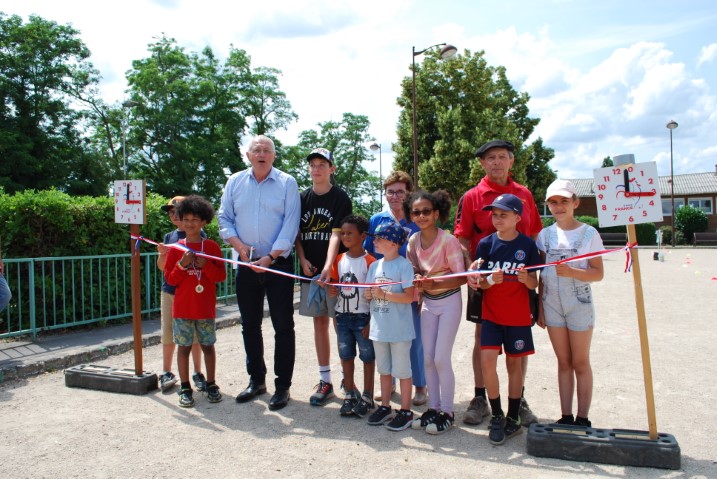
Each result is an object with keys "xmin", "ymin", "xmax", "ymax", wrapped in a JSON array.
[
  {"xmin": 336, "ymin": 312, "xmax": 375, "ymax": 362},
  {"xmin": 373, "ymin": 340, "xmax": 412, "ymax": 379},
  {"xmin": 298, "ymin": 281, "xmax": 337, "ymax": 318},
  {"xmin": 542, "ymin": 284, "xmax": 595, "ymax": 331},
  {"xmin": 173, "ymin": 318, "xmax": 216, "ymax": 346},
  {"xmin": 161, "ymin": 292, "xmax": 198, "ymax": 345},
  {"xmin": 480, "ymin": 319, "xmax": 535, "ymax": 357},
  {"xmin": 466, "ymin": 286, "xmax": 483, "ymax": 323}
]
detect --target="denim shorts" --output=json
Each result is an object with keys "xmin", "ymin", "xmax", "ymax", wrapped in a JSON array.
[
  {"xmin": 173, "ymin": 318, "xmax": 216, "ymax": 346},
  {"xmin": 336, "ymin": 312, "xmax": 375, "ymax": 362},
  {"xmin": 480, "ymin": 319, "xmax": 535, "ymax": 357}
]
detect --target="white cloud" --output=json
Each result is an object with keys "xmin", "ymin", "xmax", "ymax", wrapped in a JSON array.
[{"xmin": 697, "ymin": 43, "xmax": 717, "ymax": 67}]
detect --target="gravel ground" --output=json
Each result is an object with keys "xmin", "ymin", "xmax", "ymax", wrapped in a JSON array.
[{"xmin": 1, "ymin": 247, "xmax": 716, "ymax": 478}]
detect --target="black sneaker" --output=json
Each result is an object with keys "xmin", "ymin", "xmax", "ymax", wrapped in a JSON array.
[
  {"xmin": 340, "ymin": 393, "xmax": 358, "ymax": 417},
  {"xmin": 488, "ymin": 415, "xmax": 506, "ymax": 445},
  {"xmin": 411, "ymin": 408, "xmax": 439, "ymax": 430},
  {"xmin": 554, "ymin": 414, "xmax": 575, "ymax": 425},
  {"xmin": 206, "ymin": 384, "xmax": 222, "ymax": 403},
  {"xmin": 352, "ymin": 393, "xmax": 375, "ymax": 418},
  {"xmin": 178, "ymin": 388, "xmax": 194, "ymax": 408},
  {"xmin": 574, "ymin": 417, "xmax": 592, "ymax": 427},
  {"xmin": 192, "ymin": 372, "xmax": 207, "ymax": 392},
  {"xmin": 159, "ymin": 371, "xmax": 178, "ymax": 392},
  {"xmin": 309, "ymin": 380, "xmax": 335, "ymax": 406},
  {"xmin": 426, "ymin": 411, "xmax": 455, "ymax": 435},
  {"xmin": 385, "ymin": 409, "xmax": 414, "ymax": 431},
  {"xmin": 367, "ymin": 405, "xmax": 394, "ymax": 425},
  {"xmin": 504, "ymin": 416, "xmax": 523, "ymax": 441}
]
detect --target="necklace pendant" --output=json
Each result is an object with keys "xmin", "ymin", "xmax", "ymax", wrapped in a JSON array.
[{"xmin": 195, "ymin": 284, "xmax": 204, "ymax": 294}]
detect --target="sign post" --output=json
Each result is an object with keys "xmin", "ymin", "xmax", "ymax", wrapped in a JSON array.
[
  {"xmin": 64, "ymin": 179, "xmax": 157, "ymax": 395},
  {"xmin": 527, "ymin": 155, "xmax": 680, "ymax": 469}
]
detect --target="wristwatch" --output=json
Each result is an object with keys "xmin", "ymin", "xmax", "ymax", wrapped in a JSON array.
[{"xmin": 266, "ymin": 253, "xmax": 277, "ymax": 265}]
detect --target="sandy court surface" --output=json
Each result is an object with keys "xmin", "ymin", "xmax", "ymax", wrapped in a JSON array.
[{"xmin": 1, "ymin": 247, "xmax": 716, "ymax": 478}]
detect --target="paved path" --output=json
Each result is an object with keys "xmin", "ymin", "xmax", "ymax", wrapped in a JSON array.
[{"xmin": 1, "ymin": 247, "xmax": 716, "ymax": 478}]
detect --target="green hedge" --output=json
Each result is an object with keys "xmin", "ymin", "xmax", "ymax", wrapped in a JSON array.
[{"xmin": 0, "ymin": 189, "xmax": 221, "ymax": 258}]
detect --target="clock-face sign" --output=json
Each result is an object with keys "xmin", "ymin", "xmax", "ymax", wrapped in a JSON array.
[
  {"xmin": 593, "ymin": 162, "xmax": 663, "ymax": 227},
  {"xmin": 113, "ymin": 180, "xmax": 146, "ymax": 225}
]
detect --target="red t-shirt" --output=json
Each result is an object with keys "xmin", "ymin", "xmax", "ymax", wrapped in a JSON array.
[
  {"xmin": 454, "ymin": 176, "xmax": 542, "ymax": 259},
  {"xmin": 165, "ymin": 239, "xmax": 226, "ymax": 319}
]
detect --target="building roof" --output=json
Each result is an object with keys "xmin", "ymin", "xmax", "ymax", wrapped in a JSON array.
[{"xmin": 571, "ymin": 171, "xmax": 717, "ymax": 198}]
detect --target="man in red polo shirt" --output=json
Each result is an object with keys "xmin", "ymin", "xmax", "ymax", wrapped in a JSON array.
[{"xmin": 454, "ymin": 140, "xmax": 542, "ymax": 427}]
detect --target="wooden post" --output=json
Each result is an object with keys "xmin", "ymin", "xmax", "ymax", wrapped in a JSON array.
[
  {"xmin": 130, "ymin": 223, "xmax": 143, "ymax": 376},
  {"xmin": 626, "ymin": 223, "xmax": 658, "ymax": 439}
]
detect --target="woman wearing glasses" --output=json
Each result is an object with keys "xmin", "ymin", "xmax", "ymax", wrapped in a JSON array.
[{"xmin": 363, "ymin": 171, "xmax": 427, "ymax": 406}]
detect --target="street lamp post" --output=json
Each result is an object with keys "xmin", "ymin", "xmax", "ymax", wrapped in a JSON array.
[
  {"xmin": 666, "ymin": 120, "xmax": 678, "ymax": 246},
  {"xmin": 412, "ymin": 43, "xmax": 457, "ymax": 188},
  {"xmin": 121, "ymin": 100, "xmax": 142, "ymax": 177},
  {"xmin": 370, "ymin": 142, "xmax": 382, "ymax": 212}
]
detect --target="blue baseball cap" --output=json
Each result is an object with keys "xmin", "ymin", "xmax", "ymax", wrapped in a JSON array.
[
  {"xmin": 371, "ymin": 221, "xmax": 408, "ymax": 245},
  {"xmin": 482, "ymin": 193, "xmax": 523, "ymax": 215}
]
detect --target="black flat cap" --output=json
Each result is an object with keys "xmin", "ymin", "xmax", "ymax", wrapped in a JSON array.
[{"xmin": 475, "ymin": 140, "xmax": 515, "ymax": 158}]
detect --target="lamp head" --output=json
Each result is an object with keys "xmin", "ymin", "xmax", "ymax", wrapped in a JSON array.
[
  {"xmin": 666, "ymin": 120, "xmax": 678, "ymax": 130},
  {"xmin": 370, "ymin": 142, "xmax": 380, "ymax": 151},
  {"xmin": 440, "ymin": 44, "xmax": 458, "ymax": 59}
]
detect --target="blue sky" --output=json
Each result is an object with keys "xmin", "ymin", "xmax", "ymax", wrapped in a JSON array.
[{"xmin": 5, "ymin": 0, "xmax": 717, "ymax": 181}]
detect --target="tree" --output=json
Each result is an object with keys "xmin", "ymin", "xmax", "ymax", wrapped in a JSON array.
[
  {"xmin": 602, "ymin": 156, "xmax": 614, "ymax": 167},
  {"xmin": 278, "ymin": 113, "xmax": 382, "ymax": 217},
  {"xmin": 675, "ymin": 205, "xmax": 708, "ymax": 244},
  {"xmin": 245, "ymin": 66, "xmax": 298, "ymax": 136},
  {"xmin": 0, "ymin": 13, "xmax": 110, "ymax": 195},
  {"xmin": 393, "ymin": 49, "xmax": 555, "ymax": 200}
]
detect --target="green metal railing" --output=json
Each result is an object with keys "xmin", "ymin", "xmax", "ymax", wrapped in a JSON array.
[{"xmin": 0, "ymin": 250, "xmax": 240, "ymax": 340}]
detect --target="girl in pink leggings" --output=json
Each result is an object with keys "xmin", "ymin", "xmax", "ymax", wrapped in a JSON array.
[{"xmin": 405, "ymin": 190, "xmax": 466, "ymax": 434}]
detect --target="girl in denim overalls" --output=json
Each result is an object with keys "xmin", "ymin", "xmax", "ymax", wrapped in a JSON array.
[{"xmin": 537, "ymin": 180, "xmax": 604, "ymax": 427}]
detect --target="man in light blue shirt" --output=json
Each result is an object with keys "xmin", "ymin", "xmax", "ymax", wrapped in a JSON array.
[{"xmin": 218, "ymin": 135, "xmax": 300, "ymax": 411}]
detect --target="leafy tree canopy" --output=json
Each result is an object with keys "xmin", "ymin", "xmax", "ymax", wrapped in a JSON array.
[{"xmin": 393, "ymin": 48, "xmax": 555, "ymax": 200}]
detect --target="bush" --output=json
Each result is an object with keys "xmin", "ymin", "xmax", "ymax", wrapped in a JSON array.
[
  {"xmin": 0, "ymin": 189, "xmax": 222, "ymax": 258},
  {"xmin": 675, "ymin": 205, "xmax": 708, "ymax": 244}
]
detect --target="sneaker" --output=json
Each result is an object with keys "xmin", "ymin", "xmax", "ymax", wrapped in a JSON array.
[
  {"xmin": 367, "ymin": 405, "xmax": 394, "ymax": 425},
  {"xmin": 340, "ymin": 392, "xmax": 358, "ymax": 417},
  {"xmin": 192, "ymin": 372, "xmax": 207, "ymax": 392},
  {"xmin": 159, "ymin": 371, "xmax": 178, "ymax": 392},
  {"xmin": 574, "ymin": 417, "xmax": 592, "ymax": 427},
  {"xmin": 205, "ymin": 384, "xmax": 223, "ymax": 403},
  {"xmin": 519, "ymin": 397, "xmax": 538, "ymax": 427},
  {"xmin": 374, "ymin": 383, "xmax": 396, "ymax": 401},
  {"xmin": 488, "ymin": 415, "xmax": 506, "ymax": 445},
  {"xmin": 463, "ymin": 396, "xmax": 490, "ymax": 425},
  {"xmin": 412, "ymin": 408, "xmax": 439, "ymax": 430},
  {"xmin": 554, "ymin": 414, "xmax": 575, "ymax": 425},
  {"xmin": 352, "ymin": 393, "xmax": 375, "ymax": 418},
  {"xmin": 503, "ymin": 416, "xmax": 523, "ymax": 440},
  {"xmin": 309, "ymin": 380, "xmax": 335, "ymax": 406},
  {"xmin": 178, "ymin": 388, "xmax": 194, "ymax": 408},
  {"xmin": 385, "ymin": 409, "xmax": 414, "ymax": 431},
  {"xmin": 412, "ymin": 390, "xmax": 428, "ymax": 406},
  {"xmin": 426, "ymin": 411, "xmax": 455, "ymax": 435}
]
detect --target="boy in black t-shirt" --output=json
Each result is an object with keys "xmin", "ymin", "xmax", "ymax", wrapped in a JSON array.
[{"xmin": 295, "ymin": 148, "xmax": 353, "ymax": 406}]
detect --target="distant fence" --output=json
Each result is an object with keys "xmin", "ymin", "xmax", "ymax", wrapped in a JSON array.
[{"xmin": 0, "ymin": 250, "xmax": 243, "ymax": 340}]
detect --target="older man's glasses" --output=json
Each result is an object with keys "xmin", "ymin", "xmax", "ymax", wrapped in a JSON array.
[
  {"xmin": 410, "ymin": 208, "xmax": 434, "ymax": 217},
  {"xmin": 385, "ymin": 189, "xmax": 406, "ymax": 197}
]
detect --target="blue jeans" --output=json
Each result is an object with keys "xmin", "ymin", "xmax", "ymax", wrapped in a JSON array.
[
  {"xmin": 336, "ymin": 312, "xmax": 375, "ymax": 362},
  {"xmin": 0, "ymin": 274, "xmax": 10, "ymax": 313},
  {"xmin": 236, "ymin": 257, "xmax": 295, "ymax": 390}
]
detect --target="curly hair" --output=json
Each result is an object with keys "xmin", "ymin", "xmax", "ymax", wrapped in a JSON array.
[
  {"xmin": 383, "ymin": 170, "xmax": 414, "ymax": 193},
  {"xmin": 176, "ymin": 195, "xmax": 215, "ymax": 223},
  {"xmin": 403, "ymin": 189, "xmax": 452, "ymax": 225},
  {"xmin": 339, "ymin": 214, "xmax": 369, "ymax": 234}
]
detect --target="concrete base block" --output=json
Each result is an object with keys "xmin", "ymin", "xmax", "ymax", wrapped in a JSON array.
[
  {"xmin": 527, "ymin": 423, "xmax": 680, "ymax": 470},
  {"xmin": 64, "ymin": 364, "xmax": 158, "ymax": 395}
]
